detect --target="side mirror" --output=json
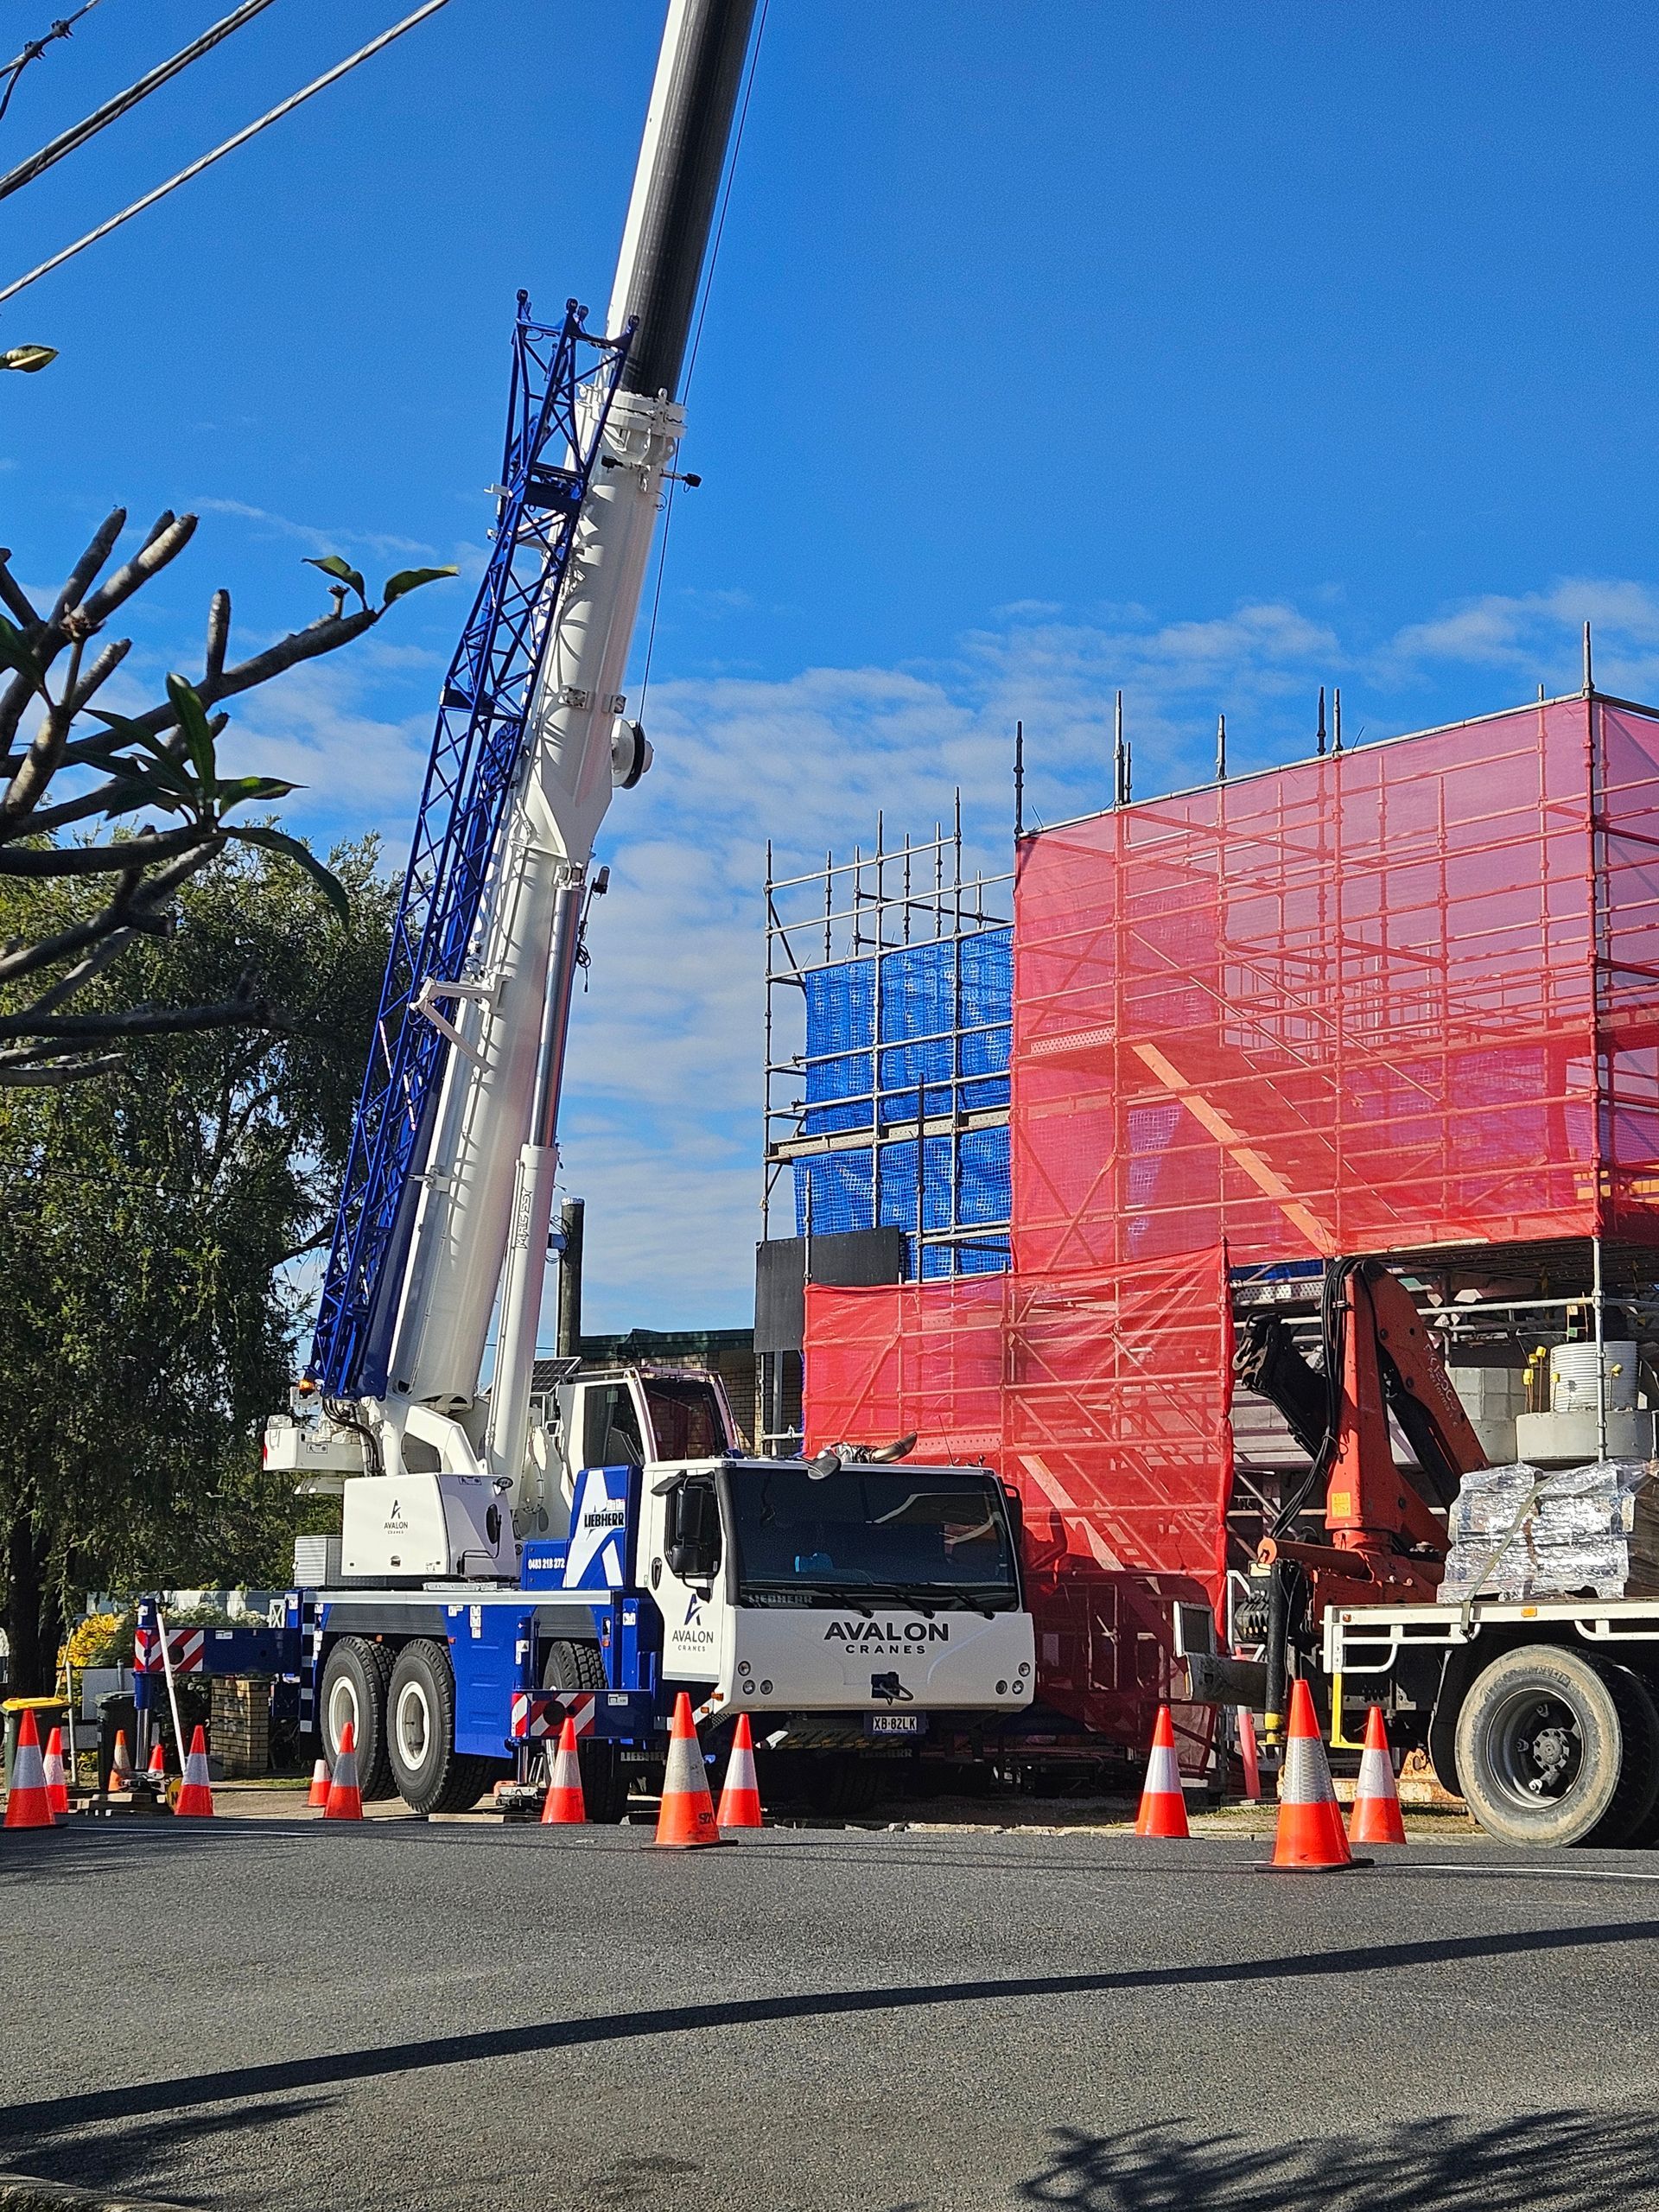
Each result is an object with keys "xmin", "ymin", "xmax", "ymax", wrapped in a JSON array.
[{"xmin": 664, "ymin": 1481, "xmax": 718, "ymax": 1581}]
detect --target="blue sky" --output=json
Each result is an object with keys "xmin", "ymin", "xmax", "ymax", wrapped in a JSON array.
[{"xmin": 9, "ymin": 2, "xmax": 1659, "ymax": 1332}]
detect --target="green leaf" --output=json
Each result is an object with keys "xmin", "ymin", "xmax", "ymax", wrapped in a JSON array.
[
  {"xmin": 86, "ymin": 711, "xmax": 180, "ymax": 770},
  {"xmin": 228, "ymin": 823, "xmax": 350, "ymax": 924},
  {"xmin": 164, "ymin": 673, "xmax": 216, "ymax": 789},
  {"xmin": 213, "ymin": 775, "xmax": 296, "ymax": 810},
  {"xmin": 305, "ymin": 555, "xmax": 367, "ymax": 606},
  {"xmin": 97, "ymin": 776, "xmax": 190, "ymax": 820},
  {"xmin": 0, "ymin": 616, "xmax": 39, "ymax": 678},
  {"xmin": 382, "ymin": 565, "xmax": 459, "ymax": 607}
]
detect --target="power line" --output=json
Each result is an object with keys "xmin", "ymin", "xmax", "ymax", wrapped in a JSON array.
[
  {"xmin": 0, "ymin": 0, "xmax": 107, "ymax": 130},
  {"xmin": 0, "ymin": 0, "xmax": 456, "ymax": 309},
  {"xmin": 0, "ymin": 0, "xmax": 276, "ymax": 203}
]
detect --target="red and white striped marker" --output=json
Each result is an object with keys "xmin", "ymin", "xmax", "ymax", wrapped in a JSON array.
[
  {"xmin": 5, "ymin": 1709, "xmax": 54, "ymax": 1829},
  {"xmin": 1134, "ymin": 1705, "xmax": 1190, "ymax": 1839},
  {"xmin": 1349, "ymin": 1704, "xmax": 1407, "ymax": 1847},
  {"xmin": 540, "ymin": 1718, "xmax": 587, "ymax": 1825},
  {"xmin": 715, "ymin": 1714, "xmax": 764, "ymax": 1830},
  {"xmin": 324, "ymin": 1722, "xmax": 364, "ymax": 1821},
  {"xmin": 42, "ymin": 1727, "xmax": 70, "ymax": 1817},
  {"xmin": 1263, "ymin": 1678, "xmax": 1363, "ymax": 1872},
  {"xmin": 175, "ymin": 1726, "xmax": 214, "ymax": 1818}
]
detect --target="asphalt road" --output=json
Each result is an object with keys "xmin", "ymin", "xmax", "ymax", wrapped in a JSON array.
[{"xmin": 6, "ymin": 1818, "xmax": 1659, "ymax": 2212}]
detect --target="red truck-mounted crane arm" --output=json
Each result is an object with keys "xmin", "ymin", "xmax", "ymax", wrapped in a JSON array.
[{"xmin": 1239, "ymin": 1257, "xmax": 1488, "ymax": 1606}]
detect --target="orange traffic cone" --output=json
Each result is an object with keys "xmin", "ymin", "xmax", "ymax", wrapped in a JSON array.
[
  {"xmin": 5, "ymin": 1709, "xmax": 54, "ymax": 1829},
  {"xmin": 1236, "ymin": 1707, "xmax": 1262, "ymax": 1802},
  {"xmin": 146, "ymin": 1740, "xmax": 167, "ymax": 1783},
  {"xmin": 175, "ymin": 1725, "xmax": 214, "ymax": 1818},
  {"xmin": 1263, "ymin": 1678, "xmax": 1365, "ymax": 1872},
  {"xmin": 324, "ymin": 1721, "xmax": 364, "ymax": 1821},
  {"xmin": 654, "ymin": 1693, "xmax": 721, "ymax": 1849},
  {"xmin": 42, "ymin": 1727, "xmax": 70, "ymax": 1817},
  {"xmin": 307, "ymin": 1756, "xmax": 330, "ymax": 1809},
  {"xmin": 1134, "ymin": 1705, "xmax": 1190, "ymax": 1838},
  {"xmin": 109, "ymin": 1729, "xmax": 133, "ymax": 1793},
  {"xmin": 541, "ymin": 1718, "xmax": 587, "ymax": 1825},
  {"xmin": 1349, "ymin": 1704, "xmax": 1407, "ymax": 1847},
  {"xmin": 716, "ymin": 1714, "xmax": 764, "ymax": 1830}
]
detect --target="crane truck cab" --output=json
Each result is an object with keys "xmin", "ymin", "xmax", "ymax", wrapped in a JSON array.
[{"xmin": 635, "ymin": 1450, "xmax": 1034, "ymax": 1724}]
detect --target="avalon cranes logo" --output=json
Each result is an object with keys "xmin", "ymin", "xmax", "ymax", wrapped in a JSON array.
[{"xmin": 668, "ymin": 1587, "xmax": 716, "ymax": 1656}]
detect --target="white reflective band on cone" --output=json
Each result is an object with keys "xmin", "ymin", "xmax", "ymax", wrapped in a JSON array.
[
  {"xmin": 1143, "ymin": 1745, "xmax": 1182, "ymax": 1796},
  {"xmin": 1281, "ymin": 1732, "xmax": 1338, "ymax": 1804},
  {"xmin": 1356, "ymin": 1746, "xmax": 1397, "ymax": 1800}
]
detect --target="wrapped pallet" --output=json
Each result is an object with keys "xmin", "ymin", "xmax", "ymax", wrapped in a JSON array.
[{"xmin": 1439, "ymin": 1459, "xmax": 1659, "ymax": 1605}]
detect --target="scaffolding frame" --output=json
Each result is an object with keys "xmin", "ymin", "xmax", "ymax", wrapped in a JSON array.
[{"xmin": 762, "ymin": 795, "xmax": 1015, "ymax": 1278}]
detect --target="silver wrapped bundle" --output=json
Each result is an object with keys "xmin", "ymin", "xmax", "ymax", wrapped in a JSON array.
[{"xmin": 1439, "ymin": 1459, "xmax": 1659, "ymax": 1605}]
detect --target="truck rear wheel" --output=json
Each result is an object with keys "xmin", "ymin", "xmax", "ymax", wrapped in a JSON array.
[
  {"xmin": 1453, "ymin": 1643, "xmax": 1656, "ymax": 1849},
  {"xmin": 385, "ymin": 1640, "xmax": 489, "ymax": 1815},
  {"xmin": 541, "ymin": 1638, "xmax": 628, "ymax": 1824},
  {"xmin": 805, "ymin": 1754, "xmax": 884, "ymax": 1819},
  {"xmin": 321, "ymin": 1636, "xmax": 394, "ymax": 1801}
]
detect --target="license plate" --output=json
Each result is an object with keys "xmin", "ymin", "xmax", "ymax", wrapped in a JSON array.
[{"xmin": 865, "ymin": 1711, "xmax": 927, "ymax": 1738}]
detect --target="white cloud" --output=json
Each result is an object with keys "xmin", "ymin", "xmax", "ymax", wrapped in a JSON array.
[
  {"xmin": 192, "ymin": 497, "xmax": 437, "ymax": 564},
  {"xmin": 238, "ymin": 575, "xmax": 1659, "ymax": 1333},
  {"xmin": 1373, "ymin": 578, "xmax": 1659, "ymax": 701}
]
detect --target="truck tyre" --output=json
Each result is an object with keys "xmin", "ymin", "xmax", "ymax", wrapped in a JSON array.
[
  {"xmin": 1610, "ymin": 1665, "xmax": 1659, "ymax": 1847},
  {"xmin": 321, "ymin": 1636, "xmax": 394, "ymax": 1801},
  {"xmin": 542, "ymin": 1638, "xmax": 629, "ymax": 1824},
  {"xmin": 1453, "ymin": 1643, "xmax": 1656, "ymax": 1848},
  {"xmin": 386, "ymin": 1640, "xmax": 489, "ymax": 1815},
  {"xmin": 805, "ymin": 1754, "xmax": 884, "ymax": 1819}
]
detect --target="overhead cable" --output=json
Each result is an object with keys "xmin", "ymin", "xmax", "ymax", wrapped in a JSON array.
[
  {"xmin": 0, "ymin": 0, "xmax": 276, "ymax": 203},
  {"xmin": 0, "ymin": 0, "xmax": 108, "ymax": 131},
  {"xmin": 0, "ymin": 0, "xmax": 455, "ymax": 308}
]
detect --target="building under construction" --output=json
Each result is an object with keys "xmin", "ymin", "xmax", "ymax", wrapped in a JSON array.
[{"xmin": 761, "ymin": 681, "xmax": 1659, "ymax": 1755}]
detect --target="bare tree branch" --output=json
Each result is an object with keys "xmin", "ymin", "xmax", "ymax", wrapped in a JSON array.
[
  {"xmin": 48, "ymin": 507, "xmax": 124, "ymax": 626},
  {"xmin": 0, "ymin": 1050, "xmax": 129, "ymax": 1085},
  {"xmin": 0, "ymin": 631, "xmax": 82, "ymax": 833},
  {"xmin": 205, "ymin": 588, "xmax": 229, "ymax": 686},
  {"xmin": 0, "ymin": 994, "xmax": 283, "ymax": 1042},
  {"xmin": 79, "ymin": 511, "xmax": 195, "ymax": 627},
  {"xmin": 18, "ymin": 926, "xmax": 137, "ymax": 1014},
  {"xmin": 0, "ymin": 550, "xmax": 41, "ymax": 629}
]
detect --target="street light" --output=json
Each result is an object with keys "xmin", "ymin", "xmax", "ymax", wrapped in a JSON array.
[{"xmin": 0, "ymin": 344, "xmax": 56, "ymax": 372}]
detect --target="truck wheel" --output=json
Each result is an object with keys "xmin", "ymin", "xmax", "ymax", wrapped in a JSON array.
[
  {"xmin": 805, "ymin": 1754, "xmax": 884, "ymax": 1819},
  {"xmin": 542, "ymin": 1638, "xmax": 628, "ymax": 1824},
  {"xmin": 1453, "ymin": 1643, "xmax": 1656, "ymax": 1848},
  {"xmin": 385, "ymin": 1640, "xmax": 489, "ymax": 1815},
  {"xmin": 321, "ymin": 1636, "xmax": 394, "ymax": 1801},
  {"xmin": 1610, "ymin": 1666, "xmax": 1659, "ymax": 1847}
]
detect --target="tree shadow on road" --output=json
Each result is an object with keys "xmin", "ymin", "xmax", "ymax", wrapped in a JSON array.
[
  {"xmin": 1018, "ymin": 2107, "xmax": 1659, "ymax": 2211},
  {"xmin": 10, "ymin": 2094, "xmax": 330, "ymax": 2208}
]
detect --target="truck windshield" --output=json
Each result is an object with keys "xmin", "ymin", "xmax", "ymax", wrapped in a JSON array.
[{"xmin": 729, "ymin": 1464, "xmax": 1018, "ymax": 1606}]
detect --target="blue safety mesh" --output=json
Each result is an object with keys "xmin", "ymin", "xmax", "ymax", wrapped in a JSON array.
[{"xmin": 794, "ymin": 927, "xmax": 1011, "ymax": 1275}]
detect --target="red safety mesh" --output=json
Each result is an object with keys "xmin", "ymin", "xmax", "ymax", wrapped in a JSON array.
[
  {"xmin": 1599, "ymin": 705, "xmax": 1659, "ymax": 1237},
  {"xmin": 1012, "ymin": 696, "xmax": 1659, "ymax": 1267},
  {"xmin": 804, "ymin": 1250, "xmax": 1230, "ymax": 1753},
  {"xmin": 802, "ymin": 692, "xmax": 1659, "ymax": 1762}
]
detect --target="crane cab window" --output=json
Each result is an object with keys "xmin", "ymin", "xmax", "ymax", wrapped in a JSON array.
[
  {"xmin": 582, "ymin": 1384, "xmax": 645, "ymax": 1468},
  {"xmin": 643, "ymin": 1379, "xmax": 726, "ymax": 1459}
]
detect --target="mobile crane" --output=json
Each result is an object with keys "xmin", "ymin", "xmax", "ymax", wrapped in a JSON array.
[
  {"xmin": 132, "ymin": 0, "xmax": 1034, "ymax": 1817},
  {"xmin": 1232, "ymin": 1254, "xmax": 1659, "ymax": 1849}
]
